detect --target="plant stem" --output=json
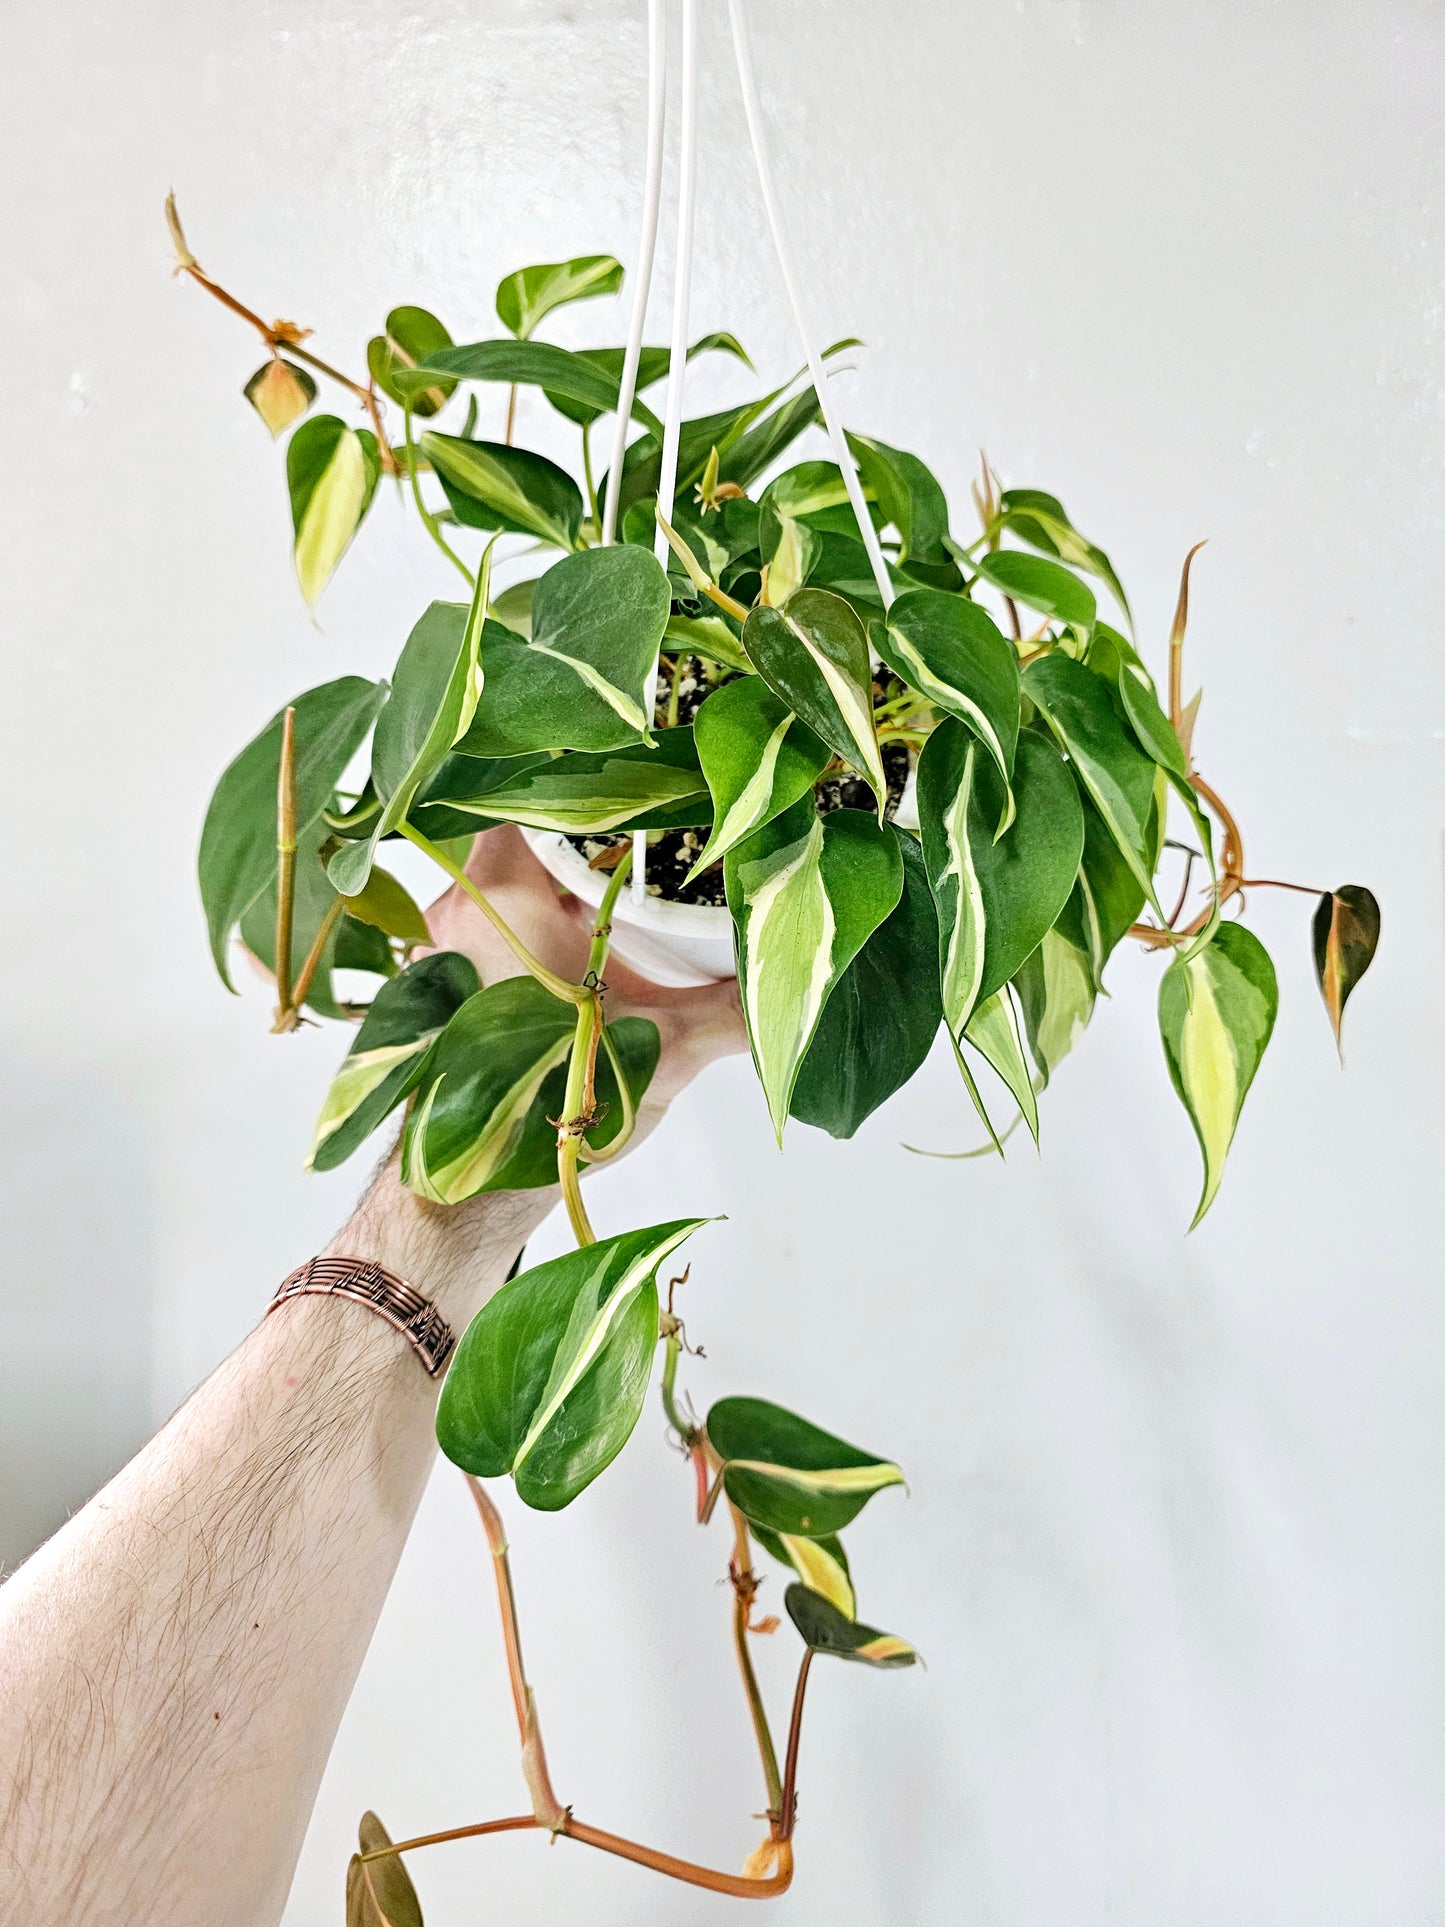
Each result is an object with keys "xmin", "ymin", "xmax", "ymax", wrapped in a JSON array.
[
  {"xmin": 272, "ymin": 706, "xmax": 298, "ymax": 1026},
  {"xmin": 779, "ymin": 1648, "xmax": 813, "ymax": 1839},
  {"xmin": 397, "ymin": 822, "xmax": 588, "ymax": 1005},
  {"xmin": 556, "ymin": 848, "xmax": 633, "ymax": 1244},
  {"xmin": 581, "ymin": 421, "xmax": 599, "ymax": 528},
  {"xmin": 1169, "ymin": 540, "xmax": 1208, "ymax": 732},
  {"xmin": 290, "ymin": 894, "xmax": 347, "ymax": 1013},
  {"xmin": 504, "ymin": 383, "xmax": 518, "ymax": 446},
  {"xmin": 403, "ymin": 402, "xmax": 474, "ymax": 588},
  {"xmin": 727, "ymin": 1503, "xmax": 784, "ymax": 1822}
]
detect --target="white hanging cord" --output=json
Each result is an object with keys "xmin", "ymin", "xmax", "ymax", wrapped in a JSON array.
[
  {"xmin": 601, "ymin": 0, "xmax": 667, "ymax": 549},
  {"xmin": 633, "ymin": 0, "xmax": 699, "ymax": 902},
  {"xmin": 726, "ymin": 0, "xmax": 894, "ymax": 613}
]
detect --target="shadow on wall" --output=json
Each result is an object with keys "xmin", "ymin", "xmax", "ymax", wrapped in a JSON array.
[{"xmin": 0, "ymin": 1052, "xmax": 157, "ymax": 1570}]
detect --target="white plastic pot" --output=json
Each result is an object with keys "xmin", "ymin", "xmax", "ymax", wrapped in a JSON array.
[{"xmin": 521, "ymin": 829, "xmax": 737, "ymax": 988}]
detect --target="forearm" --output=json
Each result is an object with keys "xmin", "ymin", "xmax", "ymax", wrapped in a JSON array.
[{"xmin": 0, "ymin": 1159, "xmax": 552, "ymax": 1927}]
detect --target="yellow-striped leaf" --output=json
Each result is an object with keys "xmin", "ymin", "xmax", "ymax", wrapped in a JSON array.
[
  {"xmin": 725, "ymin": 800, "xmax": 904, "ymax": 1140},
  {"xmin": 692, "ymin": 678, "xmax": 831, "ymax": 871},
  {"xmin": 707, "ymin": 1396, "xmax": 904, "ymax": 1540},
  {"xmin": 437, "ymin": 1218, "xmax": 706, "ymax": 1510},
  {"xmin": 963, "ymin": 986, "xmax": 1040, "ymax": 1146},
  {"xmin": 287, "ymin": 415, "xmax": 381, "ymax": 609},
  {"xmin": 742, "ymin": 589, "xmax": 886, "ymax": 812},
  {"xmin": 1159, "ymin": 920, "xmax": 1278, "ymax": 1226},
  {"xmin": 753, "ymin": 1527, "xmax": 856, "ymax": 1619},
  {"xmin": 875, "ymin": 589, "xmax": 1021, "ymax": 821},
  {"xmin": 440, "ymin": 731, "xmax": 710, "ymax": 835},
  {"xmin": 784, "ymin": 1585, "xmax": 917, "ymax": 1670},
  {"xmin": 420, "ymin": 432, "xmax": 582, "ymax": 551},
  {"xmin": 495, "ymin": 254, "xmax": 624, "ymax": 340}
]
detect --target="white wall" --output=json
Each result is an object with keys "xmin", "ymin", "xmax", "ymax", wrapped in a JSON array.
[{"xmin": 4, "ymin": 3, "xmax": 1444, "ymax": 1921}]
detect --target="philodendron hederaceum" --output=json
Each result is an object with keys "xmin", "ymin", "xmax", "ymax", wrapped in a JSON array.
[{"xmin": 173, "ymin": 197, "xmax": 1380, "ymax": 1913}]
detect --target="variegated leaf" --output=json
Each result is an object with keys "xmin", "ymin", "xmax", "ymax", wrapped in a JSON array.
[
  {"xmin": 1015, "ymin": 907, "xmax": 1096, "ymax": 1088},
  {"xmin": 287, "ymin": 415, "xmax": 381, "ymax": 609},
  {"xmin": 1312, "ymin": 886, "xmax": 1380, "ymax": 1055},
  {"xmin": 976, "ymin": 550, "xmax": 1096, "ymax": 632},
  {"xmin": 367, "ymin": 305, "xmax": 455, "ymax": 417},
  {"xmin": 457, "ymin": 546, "xmax": 671, "ymax": 756},
  {"xmin": 692, "ymin": 678, "xmax": 831, "ymax": 871},
  {"xmin": 1159, "ymin": 920, "xmax": 1278, "ymax": 1227},
  {"xmin": 401, "ymin": 977, "xmax": 576, "ymax": 1204},
  {"xmin": 754, "ymin": 1526, "xmax": 856, "ymax": 1618},
  {"xmin": 916, "ymin": 720, "xmax": 1083, "ymax": 1041},
  {"xmin": 707, "ymin": 1396, "xmax": 904, "ymax": 1540},
  {"xmin": 784, "ymin": 1585, "xmax": 917, "ymax": 1670},
  {"xmin": 439, "ymin": 731, "xmax": 710, "ymax": 835},
  {"xmin": 742, "ymin": 589, "xmax": 886, "ymax": 810},
  {"xmin": 244, "ymin": 357, "xmax": 316, "ymax": 437},
  {"xmin": 495, "ymin": 254, "xmax": 624, "ymax": 340},
  {"xmin": 307, "ymin": 952, "xmax": 478, "ymax": 1173},
  {"xmin": 437, "ymin": 1219, "xmax": 706, "ymax": 1510},
  {"xmin": 874, "ymin": 589, "xmax": 1021, "ymax": 819},
  {"xmin": 998, "ymin": 487, "xmax": 1131, "ymax": 626},
  {"xmin": 1025, "ymin": 654, "xmax": 1166, "ymax": 918},
  {"xmin": 725, "ymin": 800, "xmax": 904, "ymax": 1140},
  {"xmin": 420, "ymin": 432, "xmax": 582, "ymax": 551},
  {"xmin": 963, "ymin": 986, "xmax": 1039, "ymax": 1146}
]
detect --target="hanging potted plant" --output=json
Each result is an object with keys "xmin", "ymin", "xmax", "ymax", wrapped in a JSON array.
[{"xmin": 173, "ymin": 123, "xmax": 1379, "ymax": 1907}]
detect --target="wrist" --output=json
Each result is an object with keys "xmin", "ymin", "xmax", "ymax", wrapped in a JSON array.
[{"xmin": 321, "ymin": 1153, "xmax": 556, "ymax": 1331}]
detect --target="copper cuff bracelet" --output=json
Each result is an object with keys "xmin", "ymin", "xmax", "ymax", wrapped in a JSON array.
[{"xmin": 267, "ymin": 1255, "xmax": 456, "ymax": 1378}]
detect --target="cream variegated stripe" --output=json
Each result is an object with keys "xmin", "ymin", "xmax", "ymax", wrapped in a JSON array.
[
  {"xmin": 461, "ymin": 764, "xmax": 704, "ymax": 834},
  {"xmin": 1178, "ymin": 963, "xmax": 1236, "ymax": 1222},
  {"xmin": 937, "ymin": 741, "xmax": 986, "ymax": 1036},
  {"xmin": 965, "ymin": 987, "xmax": 1039, "ymax": 1144},
  {"xmin": 725, "ymin": 1461, "xmax": 904, "ymax": 1498},
  {"xmin": 294, "ymin": 429, "xmax": 368, "ymax": 609},
  {"xmin": 780, "ymin": 1534, "xmax": 856, "ymax": 1618},
  {"xmin": 739, "ymin": 816, "xmax": 835, "ymax": 1139},
  {"xmin": 696, "ymin": 710, "xmax": 797, "ymax": 869},
  {"xmin": 305, "ymin": 1036, "xmax": 435, "ymax": 1167},
  {"xmin": 782, "ymin": 607, "xmax": 886, "ymax": 804},
  {"xmin": 512, "ymin": 1222, "xmax": 698, "ymax": 1476},
  {"xmin": 1031, "ymin": 928, "xmax": 1093, "ymax": 1078},
  {"xmin": 855, "ymin": 1634, "xmax": 916, "ymax": 1663},
  {"xmin": 884, "ymin": 623, "xmax": 1016, "ymax": 834},
  {"xmin": 407, "ymin": 1033, "xmax": 573, "ymax": 1203},
  {"xmin": 527, "ymin": 639, "xmax": 648, "ymax": 734},
  {"xmin": 765, "ymin": 518, "xmax": 816, "ymax": 607}
]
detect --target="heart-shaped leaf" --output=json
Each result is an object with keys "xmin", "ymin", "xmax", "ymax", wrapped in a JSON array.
[
  {"xmin": 199, "ymin": 676, "xmax": 385, "ymax": 988},
  {"xmin": 496, "ymin": 254, "xmax": 624, "ymax": 340},
  {"xmin": 917, "ymin": 720, "xmax": 1083, "ymax": 1040},
  {"xmin": 743, "ymin": 589, "xmax": 885, "ymax": 807},
  {"xmin": 976, "ymin": 551, "xmax": 1095, "ymax": 632},
  {"xmin": 456, "ymin": 546, "xmax": 671, "ymax": 756},
  {"xmin": 791, "ymin": 828, "xmax": 941, "ymax": 1139},
  {"xmin": 307, "ymin": 951, "xmax": 478, "ymax": 1173},
  {"xmin": 437, "ymin": 1218, "xmax": 705, "ymax": 1510},
  {"xmin": 784, "ymin": 1585, "xmax": 916, "ymax": 1669},
  {"xmin": 421, "ymin": 433, "xmax": 582, "ymax": 551},
  {"xmin": 1025, "ymin": 654, "xmax": 1164, "ymax": 916},
  {"xmin": 244, "ymin": 357, "xmax": 316, "ymax": 437},
  {"xmin": 875, "ymin": 589, "xmax": 1021, "ymax": 802},
  {"xmin": 726, "ymin": 801, "xmax": 904, "ymax": 1140},
  {"xmin": 692, "ymin": 677, "xmax": 831, "ymax": 871},
  {"xmin": 368, "ymin": 305, "xmax": 455, "ymax": 417},
  {"xmin": 1312, "ymin": 886, "xmax": 1380, "ymax": 1056},
  {"xmin": 287, "ymin": 416, "xmax": 381, "ymax": 608},
  {"xmin": 707, "ymin": 1396, "xmax": 904, "ymax": 1539},
  {"xmin": 1159, "ymin": 920, "xmax": 1278, "ymax": 1227},
  {"xmin": 328, "ymin": 601, "xmax": 482, "ymax": 895},
  {"xmin": 845, "ymin": 431, "xmax": 952, "ymax": 565}
]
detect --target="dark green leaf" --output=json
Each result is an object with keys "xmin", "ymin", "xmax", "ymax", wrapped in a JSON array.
[
  {"xmin": 435, "ymin": 729, "xmax": 711, "ymax": 834},
  {"xmin": 545, "ymin": 333, "xmax": 751, "ymax": 427},
  {"xmin": 791, "ymin": 829, "xmax": 941, "ymax": 1137},
  {"xmin": 308, "ymin": 952, "xmax": 479, "ymax": 1173},
  {"xmin": 784, "ymin": 1585, "xmax": 917, "ymax": 1668},
  {"xmin": 725, "ymin": 801, "xmax": 904, "ymax": 1139},
  {"xmin": 692, "ymin": 677, "xmax": 831, "ymax": 871},
  {"xmin": 875, "ymin": 589, "xmax": 1021, "ymax": 795},
  {"xmin": 707, "ymin": 1395, "xmax": 904, "ymax": 1539},
  {"xmin": 743, "ymin": 589, "xmax": 885, "ymax": 804},
  {"xmin": 368, "ymin": 305, "xmax": 456, "ymax": 416},
  {"xmin": 998, "ymin": 487, "xmax": 1131, "ymax": 625},
  {"xmin": 977, "ymin": 550, "xmax": 1095, "ymax": 631},
  {"xmin": 437, "ymin": 1218, "xmax": 705, "ymax": 1509},
  {"xmin": 421, "ymin": 433, "xmax": 582, "ymax": 550},
  {"xmin": 404, "ymin": 339, "xmax": 661, "ymax": 435},
  {"xmin": 480, "ymin": 1015, "xmax": 660, "ymax": 1191},
  {"xmin": 845, "ymin": 431, "xmax": 951, "ymax": 564}
]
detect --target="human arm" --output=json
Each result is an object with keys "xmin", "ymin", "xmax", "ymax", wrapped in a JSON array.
[{"xmin": 0, "ymin": 829, "xmax": 743, "ymax": 1926}]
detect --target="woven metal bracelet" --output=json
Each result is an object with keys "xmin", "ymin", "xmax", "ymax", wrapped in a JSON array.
[{"xmin": 267, "ymin": 1255, "xmax": 456, "ymax": 1379}]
